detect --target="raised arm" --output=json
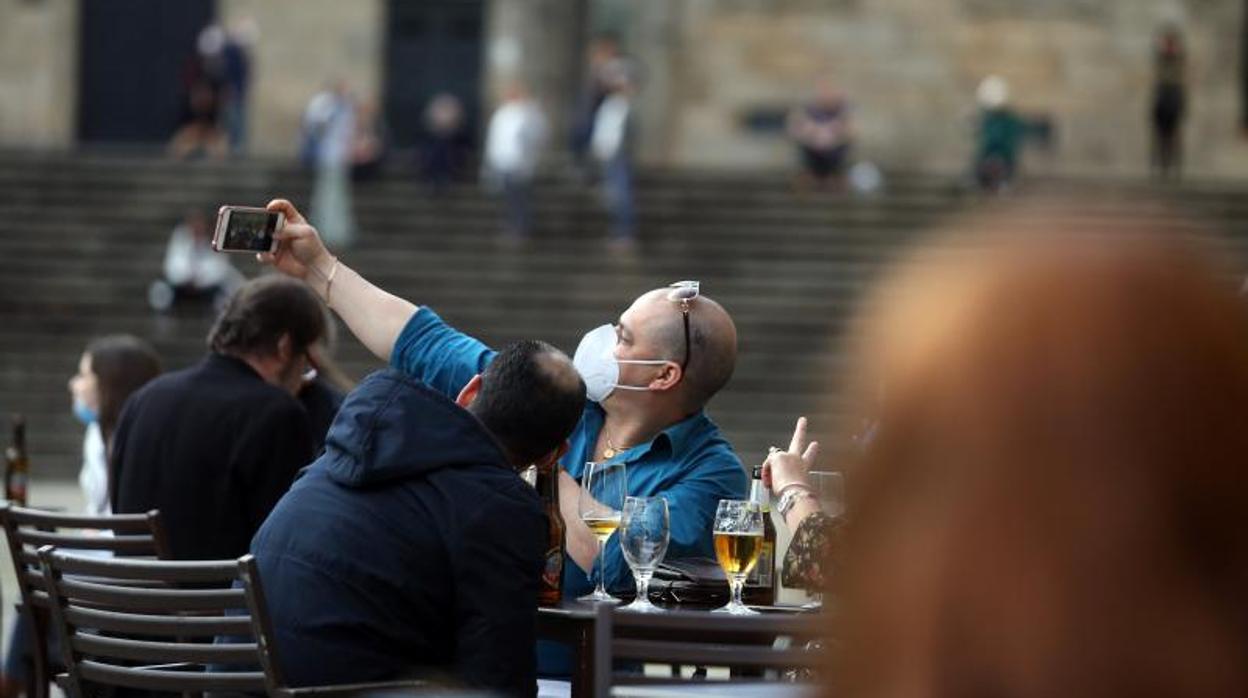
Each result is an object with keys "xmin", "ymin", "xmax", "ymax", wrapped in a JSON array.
[{"xmin": 259, "ymin": 199, "xmax": 417, "ymax": 363}]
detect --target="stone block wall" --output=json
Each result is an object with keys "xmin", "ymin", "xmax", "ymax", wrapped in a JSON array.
[
  {"xmin": 0, "ymin": 0, "xmax": 77, "ymax": 148},
  {"xmin": 645, "ymin": 0, "xmax": 1248, "ymax": 176},
  {"xmin": 218, "ymin": 0, "xmax": 384, "ymax": 157}
]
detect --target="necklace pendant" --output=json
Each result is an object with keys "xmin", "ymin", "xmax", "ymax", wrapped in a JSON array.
[{"xmin": 603, "ymin": 447, "xmax": 616, "ymax": 459}]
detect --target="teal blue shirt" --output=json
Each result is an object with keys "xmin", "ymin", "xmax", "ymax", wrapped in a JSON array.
[{"xmin": 389, "ymin": 308, "xmax": 749, "ymax": 598}]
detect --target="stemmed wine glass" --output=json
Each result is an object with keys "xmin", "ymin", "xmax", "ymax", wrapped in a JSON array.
[
  {"xmin": 712, "ymin": 499, "xmax": 764, "ymax": 615},
  {"xmin": 619, "ymin": 496, "xmax": 670, "ymax": 613},
  {"xmin": 578, "ymin": 461, "xmax": 627, "ymax": 603}
]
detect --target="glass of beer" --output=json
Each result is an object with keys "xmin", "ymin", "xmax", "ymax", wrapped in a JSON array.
[
  {"xmin": 578, "ymin": 461, "xmax": 627, "ymax": 603},
  {"xmin": 712, "ymin": 499, "xmax": 764, "ymax": 615},
  {"xmin": 619, "ymin": 496, "xmax": 670, "ymax": 613}
]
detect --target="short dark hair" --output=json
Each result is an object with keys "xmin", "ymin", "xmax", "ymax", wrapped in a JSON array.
[
  {"xmin": 86, "ymin": 335, "xmax": 162, "ymax": 445},
  {"xmin": 469, "ymin": 340, "xmax": 586, "ymax": 467},
  {"xmin": 208, "ymin": 276, "xmax": 325, "ymax": 359}
]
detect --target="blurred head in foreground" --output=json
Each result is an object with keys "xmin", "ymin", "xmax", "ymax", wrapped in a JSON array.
[{"xmin": 835, "ymin": 212, "xmax": 1248, "ymax": 697}]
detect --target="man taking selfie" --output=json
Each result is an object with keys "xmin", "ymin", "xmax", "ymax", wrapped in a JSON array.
[{"xmin": 258, "ymin": 199, "xmax": 747, "ymax": 674}]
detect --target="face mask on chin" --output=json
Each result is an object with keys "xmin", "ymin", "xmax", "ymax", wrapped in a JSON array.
[
  {"xmin": 573, "ymin": 324, "xmax": 671, "ymax": 403},
  {"xmin": 72, "ymin": 398, "xmax": 98, "ymax": 426}
]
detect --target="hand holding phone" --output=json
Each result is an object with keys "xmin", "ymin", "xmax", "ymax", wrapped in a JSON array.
[
  {"xmin": 212, "ymin": 206, "xmax": 284, "ymax": 254},
  {"xmin": 256, "ymin": 199, "xmax": 335, "ymax": 284}
]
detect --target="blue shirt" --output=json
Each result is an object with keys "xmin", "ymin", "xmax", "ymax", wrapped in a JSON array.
[{"xmin": 390, "ymin": 309, "xmax": 748, "ymax": 673}]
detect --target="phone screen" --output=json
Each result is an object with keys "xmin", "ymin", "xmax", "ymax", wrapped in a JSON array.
[{"xmin": 221, "ymin": 210, "xmax": 280, "ymax": 252}]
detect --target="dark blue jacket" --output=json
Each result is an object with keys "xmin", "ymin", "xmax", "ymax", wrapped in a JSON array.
[{"xmin": 250, "ymin": 369, "xmax": 545, "ymax": 696}]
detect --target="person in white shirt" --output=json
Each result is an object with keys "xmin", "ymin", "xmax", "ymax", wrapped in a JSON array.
[
  {"xmin": 304, "ymin": 82, "xmax": 359, "ymax": 247},
  {"xmin": 483, "ymin": 81, "xmax": 549, "ymax": 240},
  {"xmin": 67, "ymin": 336, "xmax": 163, "ymax": 515},
  {"xmin": 591, "ymin": 66, "xmax": 637, "ymax": 247},
  {"xmin": 148, "ymin": 208, "xmax": 243, "ymax": 312}
]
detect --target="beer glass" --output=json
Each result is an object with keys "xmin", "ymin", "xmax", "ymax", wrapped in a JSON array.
[
  {"xmin": 619, "ymin": 496, "xmax": 669, "ymax": 613},
  {"xmin": 578, "ymin": 461, "xmax": 627, "ymax": 603},
  {"xmin": 712, "ymin": 499, "xmax": 764, "ymax": 615}
]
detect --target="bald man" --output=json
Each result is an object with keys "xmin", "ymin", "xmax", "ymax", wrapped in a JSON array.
[{"xmin": 257, "ymin": 199, "xmax": 747, "ymax": 673}]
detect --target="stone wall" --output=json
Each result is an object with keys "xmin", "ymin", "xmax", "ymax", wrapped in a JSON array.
[
  {"xmin": 645, "ymin": 0, "xmax": 1248, "ymax": 176},
  {"xmin": 218, "ymin": 0, "xmax": 384, "ymax": 156},
  {"xmin": 1, "ymin": 0, "xmax": 1244, "ymax": 176},
  {"xmin": 0, "ymin": 0, "xmax": 77, "ymax": 148}
]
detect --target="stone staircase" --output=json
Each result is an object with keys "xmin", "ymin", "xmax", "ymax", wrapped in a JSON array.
[{"xmin": 1, "ymin": 150, "xmax": 1246, "ymax": 479}]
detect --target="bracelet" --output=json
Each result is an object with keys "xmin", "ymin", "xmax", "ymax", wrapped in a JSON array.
[
  {"xmin": 776, "ymin": 484, "xmax": 816, "ymax": 519},
  {"xmin": 322, "ymin": 257, "xmax": 340, "ymax": 308}
]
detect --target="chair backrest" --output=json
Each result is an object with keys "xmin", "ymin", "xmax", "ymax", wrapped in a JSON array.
[
  {"xmin": 38, "ymin": 547, "xmax": 288, "ymax": 698},
  {"xmin": 592, "ymin": 605, "xmax": 827, "ymax": 698},
  {"xmin": 1, "ymin": 503, "xmax": 170, "ymax": 611}
]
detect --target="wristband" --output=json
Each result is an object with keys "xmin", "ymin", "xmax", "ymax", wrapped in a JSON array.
[{"xmin": 777, "ymin": 484, "xmax": 816, "ymax": 519}]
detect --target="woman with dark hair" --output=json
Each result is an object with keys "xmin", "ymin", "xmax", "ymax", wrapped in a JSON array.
[
  {"xmin": 2, "ymin": 336, "xmax": 162, "ymax": 695},
  {"xmin": 67, "ymin": 335, "xmax": 162, "ymax": 515}
]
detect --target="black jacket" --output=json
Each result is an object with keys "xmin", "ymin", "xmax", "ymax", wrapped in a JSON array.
[
  {"xmin": 111, "ymin": 354, "xmax": 314, "ymax": 560},
  {"xmin": 250, "ymin": 369, "xmax": 544, "ymax": 696}
]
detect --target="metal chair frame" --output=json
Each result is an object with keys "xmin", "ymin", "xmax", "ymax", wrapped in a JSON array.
[
  {"xmin": 0, "ymin": 503, "xmax": 169, "ymax": 698},
  {"xmin": 591, "ymin": 605, "xmax": 826, "ymax": 698},
  {"xmin": 39, "ymin": 547, "xmax": 433, "ymax": 698}
]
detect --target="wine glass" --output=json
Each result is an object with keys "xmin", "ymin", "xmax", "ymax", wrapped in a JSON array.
[
  {"xmin": 578, "ymin": 461, "xmax": 627, "ymax": 603},
  {"xmin": 808, "ymin": 471, "xmax": 846, "ymax": 519},
  {"xmin": 712, "ymin": 499, "xmax": 764, "ymax": 615},
  {"xmin": 804, "ymin": 471, "xmax": 846, "ymax": 608},
  {"xmin": 619, "ymin": 496, "xmax": 670, "ymax": 613}
]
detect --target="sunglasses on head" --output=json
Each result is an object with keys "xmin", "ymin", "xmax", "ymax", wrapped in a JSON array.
[{"xmin": 666, "ymin": 280, "xmax": 700, "ymax": 372}]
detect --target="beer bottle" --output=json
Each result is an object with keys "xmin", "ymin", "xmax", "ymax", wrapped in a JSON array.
[
  {"xmin": 5, "ymin": 414, "xmax": 29, "ymax": 506},
  {"xmin": 534, "ymin": 459, "xmax": 565, "ymax": 606},
  {"xmin": 744, "ymin": 464, "xmax": 777, "ymax": 605}
]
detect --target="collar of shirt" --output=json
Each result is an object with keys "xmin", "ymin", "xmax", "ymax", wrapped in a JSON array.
[{"xmin": 563, "ymin": 403, "xmax": 707, "ymax": 477}]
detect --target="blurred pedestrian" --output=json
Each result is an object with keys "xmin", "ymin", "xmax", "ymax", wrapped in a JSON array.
[
  {"xmin": 973, "ymin": 75, "xmax": 1027, "ymax": 193},
  {"xmin": 303, "ymin": 82, "xmax": 357, "ymax": 247},
  {"xmin": 483, "ymin": 81, "xmax": 548, "ymax": 240},
  {"xmin": 591, "ymin": 64, "xmax": 638, "ymax": 249},
  {"xmin": 788, "ymin": 80, "xmax": 853, "ymax": 190},
  {"xmin": 221, "ymin": 18, "xmax": 257, "ymax": 153},
  {"xmin": 1151, "ymin": 24, "xmax": 1187, "ymax": 180},
  {"xmin": 422, "ymin": 93, "xmax": 469, "ymax": 190}
]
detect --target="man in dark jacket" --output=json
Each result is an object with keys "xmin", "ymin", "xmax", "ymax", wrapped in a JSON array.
[
  {"xmin": 247, "ymin": 340, "xmax": 585, "ymax": 696},
  {"xmin": 112, "ymin": 276, "xmax": 325, "ymax": 559}
]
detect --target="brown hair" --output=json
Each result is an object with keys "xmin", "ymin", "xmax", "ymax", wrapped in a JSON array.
[
  {"xmin": 835, "ymin": 212, "xmax": 1248, "ymax": 697},
  {"xmin": 85, "ymin": 335, "xmax": 162, "ymax": 446},
  {"xmin": 208, "ymin": 275, "xmax": 325, "ymax": 360}
]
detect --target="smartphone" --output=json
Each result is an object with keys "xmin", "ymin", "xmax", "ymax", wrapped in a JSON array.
[{"xmin": 212, "ymin": 206, "xmax": 284, "ymax": 254}]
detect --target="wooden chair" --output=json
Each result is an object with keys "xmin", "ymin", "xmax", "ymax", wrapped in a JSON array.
[
  {"xmin": 0, "ymin": 503, "xmax": 169, "ymax": 698},
  {"xmin": 38, "ymin": 547, "xmax": 434, "ymax": 698},
  {"xmin": 591, "ymin": 605, "xmax": 827, "ymax": 698}
]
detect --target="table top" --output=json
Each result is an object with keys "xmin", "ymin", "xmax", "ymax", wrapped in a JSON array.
[
  {"xmin": 538, "ymin": 601, "xmax": 816, "ymax": 620},
  {"xmin": 610, "ymin": 682, "xmax": 818, "ymax": 698}
]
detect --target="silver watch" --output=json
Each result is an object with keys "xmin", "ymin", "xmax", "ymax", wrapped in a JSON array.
[{"xmin": 777, "ymin": 485, "xmax": 816, "ymax": 518}]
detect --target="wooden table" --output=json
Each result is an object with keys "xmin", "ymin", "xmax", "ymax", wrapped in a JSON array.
[
  {"xmin": 537, "ymin": 602, "xmax": 814, "ymax": 698},
  {"xmin": 611, "ymin": 682, "xmax": 817, "ymax": 698},
  {"xmin": 537, "ymin": 601, "xmax": 600, "ymax": 698}
]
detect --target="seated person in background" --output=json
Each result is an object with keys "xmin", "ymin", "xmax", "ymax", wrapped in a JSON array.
[
  {"xmin": 168, "ymin": 82, "xmax": 228, "ymax": 161},
  {"xmin": 148, "ymin": 208, "xmax": 243, "ymax": 312},
  {"xmin": 246, "ymin": 342, "xmax": 584, "ymax": 696},
  {"xmin": 257, "ymin": 198, "xmax": 748, "ymax": 675},
  {"xmin": 788, "ymin": 80, "xmax": 853, "ymax": 190},
  {"xmin": 112, "ymin": 276, "xmax": 324, "ymax": 560}
]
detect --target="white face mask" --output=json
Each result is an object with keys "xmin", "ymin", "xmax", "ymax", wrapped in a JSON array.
[{"xmin": 573, "ymin": 324, "xmax": 670, "ymax": 403}]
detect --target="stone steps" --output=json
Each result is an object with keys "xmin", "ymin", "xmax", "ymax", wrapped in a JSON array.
[{"xmin": 3, "ymin": 151, "xmax": 1246, "ymax": 476}]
